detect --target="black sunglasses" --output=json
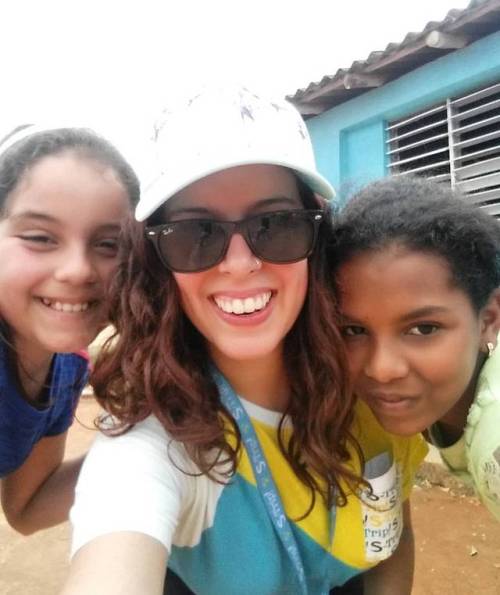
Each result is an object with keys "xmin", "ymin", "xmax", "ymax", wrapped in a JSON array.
[{"xmin": 145, "ymin": 209, "xmax": 324, "ymax": 273}]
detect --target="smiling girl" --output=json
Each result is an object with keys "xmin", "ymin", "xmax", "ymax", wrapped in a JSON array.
[
  {"xmin": 330, "ymin": 176, "xmax": 500, "ymax": 521},
  {"xmin": 0, "ymin": 125, "xmax": 138, "ymax": 534},
  {"xmin": 63, "ymin": 87, "xmax": 426, "ymax": 595}
]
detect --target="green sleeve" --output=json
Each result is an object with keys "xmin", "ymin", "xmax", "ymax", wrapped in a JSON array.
[{"xmin": 466, "ymin": 397, "xmax": 500, "ymax": 521}]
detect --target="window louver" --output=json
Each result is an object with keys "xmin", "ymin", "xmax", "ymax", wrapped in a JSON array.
[{"xmin": 387, "ymin": 81, "xmax": 500, "ymax": 219}]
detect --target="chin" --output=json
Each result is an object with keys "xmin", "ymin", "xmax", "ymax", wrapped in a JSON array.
[
  {"xmin": 211, "ymin": 338, "xmax": 282, "ymax": 364},
  {"xmin": 45, "ymin": 334, "xmax": 96, "ymax": 355},
  {"xmin": 373, "ymin": 414, "xmax": 426, "ymax": 437},
  {"xmin": 379, "ymin": 420, "xmax": 426, "ymax": 437}
]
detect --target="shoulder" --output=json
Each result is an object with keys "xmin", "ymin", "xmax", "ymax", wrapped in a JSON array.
[
  {"xmin": 50, "ymin": 352, "xmax": 89, "ymax": 400},
  {"xmin": 80, "ymin": 414, "xmax": 194, "ymax": 478},
  {"xmin": 52, "ymin": 351, "xmax": 89, "ymax": 389},
  {"xmin": 475, "ymin": 345, "xmax": 500, "ymax": 403},
  {"xmin": 465, "ymin": 404, "xmax": 500, "ymax": 521},
  {"xmin": 466, "ymin": 351, "xmax": 500, "ymax": 457},
  {"xmin": 54, "ymin": 351, "xmax": 90, "ymax": 375},
  {"xmin": 71, "ymin": 415, "xmax": 195, "ymax": 556},
  {"xmin": 464, "ymin": 362, "xmax": 500, "ymax": 519}
]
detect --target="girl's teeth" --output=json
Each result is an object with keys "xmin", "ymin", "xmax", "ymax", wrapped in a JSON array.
[
  {"xmin": 243, "ymin": 298, "xmax": 254, "ymax": 314},
  {"xmin": 233, "ymin": 299, "xmax": 244, "ymax": 314},
  {"xmin": 215, "ymin": 292, "xmax": 272, "ymax": 315},
  {"xmin": 41, "ymin": 299, "xmax": 91, "ymax": 313}
]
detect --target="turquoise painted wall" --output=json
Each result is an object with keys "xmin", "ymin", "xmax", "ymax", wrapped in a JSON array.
[{"xmin": 307, "ymin": 30, "xmax": 500, "ymax": 204}]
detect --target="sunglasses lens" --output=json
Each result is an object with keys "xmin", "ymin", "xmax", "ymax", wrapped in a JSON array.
[
  {"xmin": 157, "ymin": 220, "xmax": 226, "ymax": 272},
  {"xmin": 150, "ymin": 210, "xmax": 319, "ymax": 272},
  {"xmin": 247, "ymin": 211, "xmax": 316, "ymax": 262}
]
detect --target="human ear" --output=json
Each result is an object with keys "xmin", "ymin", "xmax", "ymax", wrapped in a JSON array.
[{"xmin": 479, "ymin": 288, "xmax": 500, "ymax": 352}]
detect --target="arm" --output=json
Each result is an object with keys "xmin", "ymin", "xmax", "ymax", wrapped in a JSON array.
[
  {"xmin": 63, "ymin": 416, "xmax": 185, "ymax": 594},
  {"xmin": 1, "ymin": 431, "xmax": 84, "ymax": 534},
  {"xmin": 61, "ymin": 532, "xmax": 168, "ymax": 595},
  {"xmin": 363, "ymin": 501, "xmax": 414, "ymax": 595}
]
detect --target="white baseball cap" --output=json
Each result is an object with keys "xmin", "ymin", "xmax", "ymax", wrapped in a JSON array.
[{"xmin": 135, "ymin": 85, "xmax": 335, "ymax": 222}]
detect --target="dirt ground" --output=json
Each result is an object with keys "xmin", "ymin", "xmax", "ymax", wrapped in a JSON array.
[{"xmin": 1, "ymin": 397, "xmax": 499, "ymax": 595}]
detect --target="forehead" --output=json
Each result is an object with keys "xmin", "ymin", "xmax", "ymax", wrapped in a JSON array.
[
  {"xmin": 4, "ymin": 152, "xmax": 129, "ymax": 223},
  {"xmin": 7, "ymin": 152, "xmax": 122, "ymax": 205},
  {"xmin": 337, "ymin": 245, "xmax": 471, "ymax": 312},
  {"xmin": 163, "ymin": 164, "xmax": 301, "ymax": 218}
]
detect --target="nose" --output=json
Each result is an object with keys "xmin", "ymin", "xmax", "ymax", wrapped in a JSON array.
[
  {"xmin": 53, "ymin": 245, "xmax": 98, "ymax": 285},
  {"xmin": 218, "ymin": 233, "xmax": 261, "ymax": 276},
  {"xmin": 363, "ymin": 340, "xmax": 409, "ymax": 384}
]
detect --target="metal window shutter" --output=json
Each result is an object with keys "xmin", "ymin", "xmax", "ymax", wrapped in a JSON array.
[
  {"xmin": 386, "ymin": 80, "xmax": 500, "ymax": 219},
  {"xmin": 386, "ymin": 103, "xmax": 450, "ymax": 180},
  {"xmin": 451, "ymin": 82, "xmax": 500, "ymax": 219}
]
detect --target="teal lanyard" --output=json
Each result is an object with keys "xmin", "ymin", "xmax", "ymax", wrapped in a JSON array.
[{"xmin": 213, "ymin": 369, "xmax": 310, "ymax": 594}]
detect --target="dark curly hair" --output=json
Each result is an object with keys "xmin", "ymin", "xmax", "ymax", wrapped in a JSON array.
[
  {"xmin": 329, "ymin": 176, "xmax": 500, "ymax": 311},
  {"xmin": 0, "ymin": 125, "xmax": 140, "ymax": 214},
  {"xmin": 92, "ymin": 179, "xmax": 366, "ymax": 516}
]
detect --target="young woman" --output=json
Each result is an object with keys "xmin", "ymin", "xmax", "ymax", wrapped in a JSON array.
[
  {"xmin": 329, "ymin": 176, "xmax": 500, "ymax": 521},
  {"xmin": 63, "ymin": 87, "xmax": 426, "ymax": 595},
  {"xmin": 0, "ymin": 124, "xmax": 139, "ymax": 534}
]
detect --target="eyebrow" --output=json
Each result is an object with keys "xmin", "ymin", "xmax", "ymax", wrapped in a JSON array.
[
  {"xmin": 10, "ymin": 211, "xmax": 59, "ymax": 224},
  {"xmin": 166, "ymin": 206, "xmax": 213, "ymax": 218},
  {"xmin": 398, "ymin": 306, "xmax": 452, "ymax": 321},
  {"xmin": 251, "ymin": 196, "xmax": 301, "ymax": 210},
  {"xmin": 166, "ymin": 196, "xmax": 301, "ymax": 219},
  {"xmin": 340, "ymin": 305, "xmax": 452, "ymax": 324},
  {"xmin": 10, "ymin": 211, "xmax": 122, "ymax": 232}
]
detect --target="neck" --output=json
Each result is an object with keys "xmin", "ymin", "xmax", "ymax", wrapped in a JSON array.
[
  {"xmin": 435, "ymin": 355, "xmax": 484, "ymax": 445},
  {"xmin": 12, "ymin": 340, "xmax": 53, "ymax": 402},
  {"xmin": 211, "ymin": 348, "xmax": 290, "ymax": 412}
]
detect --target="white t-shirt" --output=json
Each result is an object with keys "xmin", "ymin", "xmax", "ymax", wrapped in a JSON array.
[{"xmin": 71, "ymin": 414, "xmax": 225, "ymax": 556}]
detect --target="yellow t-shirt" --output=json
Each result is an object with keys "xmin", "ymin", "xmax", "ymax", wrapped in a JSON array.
[{"xmin": 223, "ymin": 397, "xmax": 428, "ymax": 589}]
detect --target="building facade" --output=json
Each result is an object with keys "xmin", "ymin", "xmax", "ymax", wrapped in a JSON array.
[{"xmin": 289, "ymin": 0, "xmax": 500, "ymax": 216}]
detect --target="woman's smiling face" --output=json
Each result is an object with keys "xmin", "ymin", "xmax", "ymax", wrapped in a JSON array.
[
  {"xmin": 163, "ymin": 164, "xmax": 309, "ymax": 367},
  {"xmin": 336, "ymin": 244, "xmax": 498, "ymax": 436}
]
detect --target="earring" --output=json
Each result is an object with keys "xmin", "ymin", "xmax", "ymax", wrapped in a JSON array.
[
  {"xmin": 253, "ymin": 257, "xmax": 262, "ymax": 269},
  {"xmin": 487, "ymin": 342, "xmax": 495, "ymax": 358}
]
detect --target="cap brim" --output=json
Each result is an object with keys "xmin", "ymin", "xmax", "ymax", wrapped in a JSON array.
[{"xmin": 136, "ymin": 159, "xmax": 335, "ymax": 222}]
